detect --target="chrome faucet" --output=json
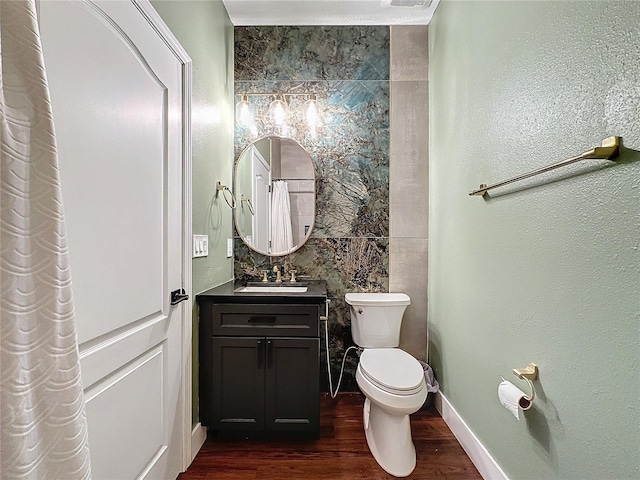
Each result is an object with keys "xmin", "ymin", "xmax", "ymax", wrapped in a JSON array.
[{"xmin": 273, "ymin": 265, "xmax": 282, "ymax": 283}]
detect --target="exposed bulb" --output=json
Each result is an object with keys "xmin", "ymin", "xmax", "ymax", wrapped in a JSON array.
[
  {"xmin": 235, "ymin": 94, "xmax": 252, "ymax": 128},
  {"xmin": 268, "ymin": 94, "xmax": 287, "ymax": 126},
  {"xmin": 305, "ymin": 94, "xmax": 317, "ymax": 130}
]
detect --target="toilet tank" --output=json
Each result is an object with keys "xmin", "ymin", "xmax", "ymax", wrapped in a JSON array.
[{"xmin": 345, "ymin": 293, "xmax": 410, "ymax": 348}]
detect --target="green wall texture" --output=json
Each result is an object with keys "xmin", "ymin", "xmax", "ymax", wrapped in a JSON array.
[
  {"xmin": 152, "ymin": 0, "xmax": 235, "ymax": 296},
  {"xmin": 428, "ymin": 1, "xmax": 639, "ymax": 479},
  {"xmin": 151, "ymin": 0, "xmax": 234, "ymax": 425}
]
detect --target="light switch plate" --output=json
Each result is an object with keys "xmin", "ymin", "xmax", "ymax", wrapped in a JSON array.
[
  {"xmin": 193, "ymin": 234, "xmax": 208, "ymax": 258},
  {"xmin": 226, "ymin": 238, "xmax": 233, "ymax": 258}
]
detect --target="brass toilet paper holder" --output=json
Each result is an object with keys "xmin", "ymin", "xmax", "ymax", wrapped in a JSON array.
[{"xmin": 512, "ymin": 363, "xmax": 538, "ymax": 405}]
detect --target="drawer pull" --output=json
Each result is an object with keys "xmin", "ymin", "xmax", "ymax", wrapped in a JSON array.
[
  {"xmin": 257, "ymin": 340, "xmax": 263, "ymax": 369},
  {"xmin": 248, "ymin": 316, "xmax": 277, "ymax": 324}
]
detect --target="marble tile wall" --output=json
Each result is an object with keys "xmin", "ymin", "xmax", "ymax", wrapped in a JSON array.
[{"xmin": 234, "ymin": 26, "xmax": 390, "ymax": 391}]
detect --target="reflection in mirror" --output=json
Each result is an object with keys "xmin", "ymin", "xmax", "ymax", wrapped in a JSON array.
[{"xmin": 234, "ymin": 136, "xmax": 316, "ymax": 256}]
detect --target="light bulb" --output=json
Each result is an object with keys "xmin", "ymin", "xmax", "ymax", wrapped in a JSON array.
[
  {"xmin": 305, "ymin": 94, "xmax": 317, "ymax": 130},
  {"xmin": 268, "ymin": 95, "xmax": 287, "ymax": 126},
  {"xmin": 235, "ymin": 94, "xmax": 252, "ymax": 128}
]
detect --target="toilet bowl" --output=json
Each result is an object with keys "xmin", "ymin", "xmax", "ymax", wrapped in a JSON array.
[
  {"xmin": 356, "ymin": 348, "xmax": 427, "ymax": 477},
  {"xmin": 345, "ymin": 293, "xmax": 427, "ymax": 478}
]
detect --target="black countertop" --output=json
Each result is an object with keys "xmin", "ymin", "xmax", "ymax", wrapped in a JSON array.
[{"xmin": 197, "ymin": 279, "xmax": 327, "ymax": 305}]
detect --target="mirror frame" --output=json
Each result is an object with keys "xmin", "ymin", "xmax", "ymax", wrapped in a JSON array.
[{"xmin": 233, "ymin": 136, "xmax": 316, "ymax": 257}]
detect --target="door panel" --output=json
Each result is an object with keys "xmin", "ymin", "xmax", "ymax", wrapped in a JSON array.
[
  {"xmin": 40, "ymin": 0, "xmax": 166, "ymax": 342},
  {"xmin": 79, "ymin": 314, "xmax": 169, "ymax": 389},
  {"xmin": 84, "ymin": 346, "xmax": 165, "ymax": 479},
  {"xmin": 212, "ymin": 337, "xmax": 265, "ymax": 431},
  {"xmin": 39, "ymin": 1, "xmax": 185, "ymax": 478},
  {"xmin": 265, "ymin": 337, "xmax": 320, "ymax": 433}
]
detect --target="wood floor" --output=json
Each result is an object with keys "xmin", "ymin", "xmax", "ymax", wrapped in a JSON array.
[{"xmin": 179, "ymin": 393, "xmax": 482, "ymax": 480}]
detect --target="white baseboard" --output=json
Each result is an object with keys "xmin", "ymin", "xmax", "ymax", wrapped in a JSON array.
[
  {"xmin": 190, "ymin": 423, "xmax": 206, "ymax": 464},
  {"xmin": 434, "ymin": 392, "xmax": 509, "ymax": 480}
]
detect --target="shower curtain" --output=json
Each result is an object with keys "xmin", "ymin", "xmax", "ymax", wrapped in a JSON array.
[
  {"xmin": 1, "ymin": 1, "xmax": 92, "ymax": 479},
  {"xmin": 270, "ymin": 180, "xmax": 294, "ymax": 253}
]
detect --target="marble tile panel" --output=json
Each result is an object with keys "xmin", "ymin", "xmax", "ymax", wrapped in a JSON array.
[
  {"xmin": 233, "ymin": 238, "xmax": 387, "ymax": 296},
  {"xmin": 235, "ymin": 26, "xmax": 389, "ymax": 81},
  {"xmin": 233, "ymin": 239, "xmax": 272, "ymax": 281}
]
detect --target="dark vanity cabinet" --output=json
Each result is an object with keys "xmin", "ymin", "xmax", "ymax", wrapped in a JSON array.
[{"xmin": 198, "ymin": 281, "xmax": 326, "ymax": 437}]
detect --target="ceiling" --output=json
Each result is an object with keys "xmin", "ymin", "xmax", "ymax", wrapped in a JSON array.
[{"xmin": 221, "ymin": 0, "xmax": 440, "ymax": 26}]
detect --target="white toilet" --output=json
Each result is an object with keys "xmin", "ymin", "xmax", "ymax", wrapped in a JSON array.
[{"xmin": 345, "ymin": 292, "xmax": 427, "ymax": 478}]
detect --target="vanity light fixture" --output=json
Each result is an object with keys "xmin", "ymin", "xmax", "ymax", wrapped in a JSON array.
[{"xmin": 235, "ymin": 92, "xmax": 319, "ymax": 132}]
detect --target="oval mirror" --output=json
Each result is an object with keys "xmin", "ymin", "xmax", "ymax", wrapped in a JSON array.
[{"xmin": 234, "ymin": 136, "xmax": 316, "ymax": 256}]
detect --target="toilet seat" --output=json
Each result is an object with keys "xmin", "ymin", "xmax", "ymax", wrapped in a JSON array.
[{"xmin": 359, "ymin": 349, "xmax": 425, "ymax": 396}]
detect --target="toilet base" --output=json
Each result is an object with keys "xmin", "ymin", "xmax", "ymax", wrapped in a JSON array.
[{"xmin": 362, "ymin": 397, "xmax": 417, "ymax": 477}]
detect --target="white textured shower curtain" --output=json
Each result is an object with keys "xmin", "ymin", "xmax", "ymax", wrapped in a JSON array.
[
  {"xmin": 271, "ymin": 180, "xmax": 294, "ymax": 253},
  {"xmin": 0, "ymin": 1, "xmax": 92, "ymax": 479}
]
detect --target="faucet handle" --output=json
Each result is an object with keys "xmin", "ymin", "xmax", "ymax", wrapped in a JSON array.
[
  {"xmin": 260, "ymin": 270, "xmax": 269, "ymax": 282},
  {"xmin": 289, "ymin": 270, "xmax": 297, "ymax": 283}
]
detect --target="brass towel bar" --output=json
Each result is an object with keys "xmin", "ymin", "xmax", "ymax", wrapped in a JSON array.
[{"xmin": 469, "ymin": 136, "xmax": 621, "ymax": 197}]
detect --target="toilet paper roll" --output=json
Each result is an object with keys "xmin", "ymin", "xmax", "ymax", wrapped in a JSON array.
[{"xmin": 498, "ymin": 380, "xmax": 532, "ymax": 420}]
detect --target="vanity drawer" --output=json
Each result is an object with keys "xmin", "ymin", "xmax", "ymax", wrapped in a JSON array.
[{"xmin": 211, "ymin": 303, "xmax": 319, "ymax": 337}]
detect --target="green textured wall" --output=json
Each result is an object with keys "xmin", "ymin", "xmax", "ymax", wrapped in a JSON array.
[
  {"xmin": 151, "ymin": 0, "xmax": 234, "ymax": 425},
  {"xmin": 428, "ymin": 1, "xmax": 639, "ymax": 479},
  {"xmin": 152, "ymin": 0, "xmax": 234, "ymax": 295}
]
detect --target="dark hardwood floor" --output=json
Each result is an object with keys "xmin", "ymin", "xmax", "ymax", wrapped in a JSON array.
[{"xmin": 179, "ymin": 393, "xmax": 482, "ymax": 479}]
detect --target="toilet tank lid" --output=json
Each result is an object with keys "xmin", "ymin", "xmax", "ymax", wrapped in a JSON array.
[{"xmin": 345, "ymin": 292, "xmax": 410, "ymax": 306}]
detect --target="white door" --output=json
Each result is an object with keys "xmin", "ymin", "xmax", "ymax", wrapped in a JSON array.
[
  {"xmin": 39, "ymin": 1, "xmax": 189, "ymax": 478},
  {"xmin": 252, "ymin": 147, "xmax": 271, "ymax": 253}
]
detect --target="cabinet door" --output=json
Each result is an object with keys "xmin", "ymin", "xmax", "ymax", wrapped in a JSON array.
[
  {"xmin": 265, "ymin": 337, "xmax": 320, "ymax": 434},
  {"xmin": 211, "ymin": 337, "xmax": 265, "ymax": 431}
]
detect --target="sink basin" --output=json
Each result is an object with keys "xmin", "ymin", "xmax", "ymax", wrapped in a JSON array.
[{"xmin": 235, "ymin": 285, "xmax": 308, "ymax": 293}]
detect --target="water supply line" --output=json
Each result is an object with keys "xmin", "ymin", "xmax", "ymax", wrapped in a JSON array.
[{"xmin": 320, "ymin": 299, "xmax": 360, "ymax": 398}]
